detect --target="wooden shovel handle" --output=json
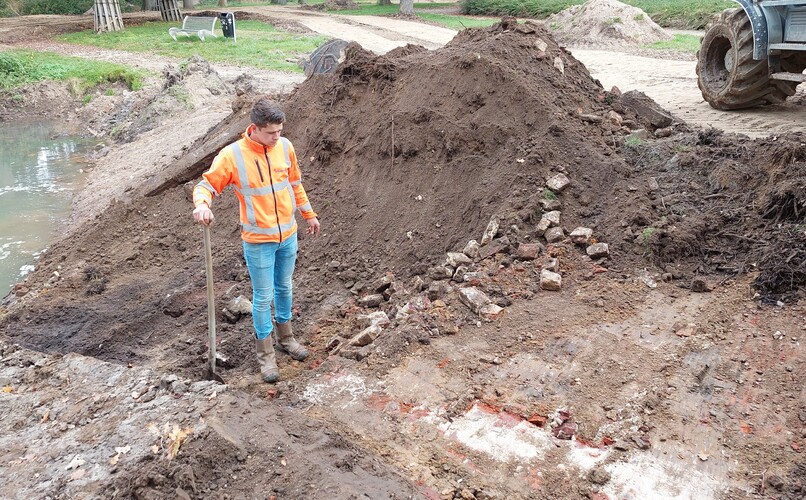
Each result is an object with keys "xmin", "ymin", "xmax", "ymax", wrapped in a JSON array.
[{"xmin": 203, "ymin": 225, "xmax": 216, "ymax": 376}]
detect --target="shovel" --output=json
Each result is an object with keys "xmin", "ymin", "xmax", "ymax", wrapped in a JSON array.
[{"xmin": 203, "ymin": 224, "xmax": 225, "ymax": 383}]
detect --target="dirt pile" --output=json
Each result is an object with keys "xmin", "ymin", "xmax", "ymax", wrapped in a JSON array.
[
  {"xmin": 4, "ymin": 17, "xmax": 802, "ymax": 367},
  {"xmin": 547, "ymin": 0, "xmax": 671, "ymax": 47},
  {"xmin": 621, "ymin": 128, "xmax": 806, "ymax": 302},
  {"xmin": 281, "ymin": 18, "xmax": 643, "ymax": 275}
]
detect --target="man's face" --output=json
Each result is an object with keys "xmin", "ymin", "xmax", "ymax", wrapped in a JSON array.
[{"xmin": 251, "ymin": 122, "xmax": 283, "ymax": 148}]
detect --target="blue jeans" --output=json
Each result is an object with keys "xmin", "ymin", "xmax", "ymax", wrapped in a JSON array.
[{"xmin": 242, "ymin": 232, "xmax": 298, "ymax": 340}]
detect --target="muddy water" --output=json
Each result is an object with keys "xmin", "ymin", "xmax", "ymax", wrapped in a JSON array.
[{"xmin": 0, "ymin": 121, "xmax": 95, "ymax": 294}]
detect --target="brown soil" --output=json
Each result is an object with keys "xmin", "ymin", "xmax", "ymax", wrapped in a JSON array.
[
  {"xmin": 1, "ymin": 12, "xmax": 805, "ymax": 500},
  {"xmin": 548, "ymin": 0, "xmax": 671, "ymax": 48}
]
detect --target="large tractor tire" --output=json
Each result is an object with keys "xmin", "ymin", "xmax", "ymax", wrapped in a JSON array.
[{"xmin": 696, "ymin": 8, "xmax": 801, "ymax": 110}]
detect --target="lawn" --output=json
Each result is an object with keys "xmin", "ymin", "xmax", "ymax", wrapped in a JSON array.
[
  {"xmin": 0, "ymin": 49, "xmax": 144, "ymax": 91},
  {"xmin": 59, "ymin": 20, "xmax": 328, "ymax": 72},
  {"xmin": 646, "ymin": 33, "xmax": 701, "ymax": 53}
]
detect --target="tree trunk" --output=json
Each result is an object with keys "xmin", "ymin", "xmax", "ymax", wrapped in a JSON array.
[{"xmin": 398, "ymin": 0, "xmax": 414, "ymax": 15}]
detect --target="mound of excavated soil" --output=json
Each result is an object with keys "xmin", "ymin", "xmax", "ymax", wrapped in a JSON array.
[
  {"xmin": 548, "ymin": 0, "xmax": 671, "ymax": 47},
  {"xmin": 5, "ymin": 17, "xmax": 802, "ymax": 370},
  {"xmin": 282, "ymin": 18, "xmax": 639, "ymax": 275}
]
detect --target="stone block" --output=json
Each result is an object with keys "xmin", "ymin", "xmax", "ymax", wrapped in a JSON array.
[
  {"xmin": 516, "ymin": 243, "xmax": 542, "ymax": 260},
  {"xmin": 463, "ymin": 240, "xmax": 480, "ymax": 259},
  {"xmin": 546, "ymin": 173, "xmax": 570, "ymax": 192},
  {"xmin": 540, "ymin": 270, "xmax": 562, "ymax": 291},
  {"xmin": 570, "ymin": 227, "xmax": 593, "ymax": 246},
  {"xmin": 545, "ymin": 227, "xmax": 565, "ymax": 243},
  {"xmin": 349, "ymin": 325, "xmax": 382, "ymax": 347},
  {"xmin": 481, "ymin": 218, "xmax": 499, "ymax": 245},
  {"xmin": 356, "ymin": 311, "xmax": 390, "ymax": 329},
  {"xmin": 543, "ymin": 210, "xmax": 561, "ymax": 227},
  {"xmin": 446, "ymin": 252, "xmax": 472, "ymax": 268},
  {"xmin": 480, "ymin": 303, "xmax": 504, "ymax": 322},
  {"xmin": 358, "ymin": 294, "xmax": 384, "ymax": 308},
  {"xmin": 458, "ymin": 287, "xmax": 491, "ymax": 313},
  {"xmin": 586, "ymin": 243, "xmax": 610, "ymax": 259}
]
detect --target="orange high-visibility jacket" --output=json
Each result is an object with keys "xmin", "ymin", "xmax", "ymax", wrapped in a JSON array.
[{"xmin": 193, "ymin": 126, "xmax": 317, "ymax": 243}]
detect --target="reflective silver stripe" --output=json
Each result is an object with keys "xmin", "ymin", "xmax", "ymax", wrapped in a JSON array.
[
  {"xmin": 248, "ymin": 180, "xmax": 290, "ymax": 197},
  {"xmin": 290, "ymin": 180, "xmax": 301, "ymax": 187},
  {"xmin": 299, "ymin": 203, "xmax": 312, "ymax": 213},
  {"xmin": 230, "ymin": 143, "xmax": 256, "ymax": 226},
  {"xmin": 197, "ymin": 179, "xmax": 218, "ymax": 196},
  {"xmin": 242, "ymin": 219, "xmax": 296, "ymax": 236},
  {"xmin": 280, "ymin": 137, "xmax": 291, "ymax": 166}
]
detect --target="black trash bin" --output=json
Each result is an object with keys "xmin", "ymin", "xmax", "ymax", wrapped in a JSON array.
[{"xmin": 219, "ymin": 12, "xmax": 236, "ymax": 42}]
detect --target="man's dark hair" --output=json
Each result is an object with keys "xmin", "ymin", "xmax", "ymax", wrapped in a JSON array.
[{"xmin": 251, "ymin": 98, "xmax": 285, "ymax": 127}]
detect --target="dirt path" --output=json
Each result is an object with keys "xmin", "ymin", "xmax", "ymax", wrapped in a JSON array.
[{"xmin": 571, "ymin": 48, "xmax": 806, "ymax": 138}]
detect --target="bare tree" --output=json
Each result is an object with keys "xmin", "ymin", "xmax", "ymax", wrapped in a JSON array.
[{"xmin": 398, "ymin": 0, "xmax": 413, "ymax": 15}]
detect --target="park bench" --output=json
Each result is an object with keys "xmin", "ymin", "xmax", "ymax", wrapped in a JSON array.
[{"xmin": 169, "ymin": 16, "xmax": 218, "ymax": 42}]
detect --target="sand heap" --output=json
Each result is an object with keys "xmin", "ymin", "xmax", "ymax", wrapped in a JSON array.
[{"xmin": 547, "ymin": 0, "xmax": 671, "ymax": 47}]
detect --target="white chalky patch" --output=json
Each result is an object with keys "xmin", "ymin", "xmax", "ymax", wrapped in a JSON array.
[
  {"xmin": 566, "ymin": 439, "xmax": 610, "ymax": 470},
  {"xmin": 302, "ymin": 374, "xmax": 372, "ymax": 408},
  {"xmin": 602, "ymin": 454, "xmax": 724, "ymax": 500},
  {"xmin": 437, "ymin": 404, "xmax": 553, "ymax": 462}
]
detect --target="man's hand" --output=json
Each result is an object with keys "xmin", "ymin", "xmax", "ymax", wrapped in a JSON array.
[
  {"xmin": 306, "ymin": 217, "xmax": 320, "ymax": 236},
  {"xmin": 193, "ymin": 204, "xmax": 214, "ymax": 225}
]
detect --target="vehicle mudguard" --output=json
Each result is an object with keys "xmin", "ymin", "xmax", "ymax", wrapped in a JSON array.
[{"xmin": 731, "ymin": 0, "xmax": 771, "ymax": 60}]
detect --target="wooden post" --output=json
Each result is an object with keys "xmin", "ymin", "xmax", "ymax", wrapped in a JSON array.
[
  {"xmin": 159, "ymin": 0, "xmax": 182, "ymax": 22},
  {"xmin": 94, "ymin": 0, "xmax": 125, "ymax": 32}
]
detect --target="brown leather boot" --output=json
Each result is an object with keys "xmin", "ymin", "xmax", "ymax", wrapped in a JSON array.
[
  {"xmin": 275, "ymin": 321, "xmax": 308, "ymax": 361},
  {"xmin": 255, "ymin": 337, "xmax": 279, "ymax": 383}
]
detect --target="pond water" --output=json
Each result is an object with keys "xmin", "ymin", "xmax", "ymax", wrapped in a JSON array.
[{"xmin": 0, "ymin": 121, "xmax": 97, "ymax": 295}]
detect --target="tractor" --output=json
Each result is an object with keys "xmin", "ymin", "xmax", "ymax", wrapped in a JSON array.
[{"xmin": 697, "ymin": 0, "xmax": 806, "ymax": 110}]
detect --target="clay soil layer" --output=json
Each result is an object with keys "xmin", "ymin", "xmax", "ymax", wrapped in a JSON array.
[{"xmin": 1, "ymin": 10, "xmax": 805, "ymax": 500}]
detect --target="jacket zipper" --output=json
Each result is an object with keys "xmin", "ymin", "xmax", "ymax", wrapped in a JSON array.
[{"xmin": 263, "ymin": 150, "xmax": 283, "ymax": 243}]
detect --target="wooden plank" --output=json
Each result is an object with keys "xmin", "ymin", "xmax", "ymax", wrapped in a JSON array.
[
  {"xmin": 100, "ymin": 0, "xmax": 111, "ymax": 32},
  {"xmin": 113, "ymin": 0, "xmax": 123, "ymax": 31}
]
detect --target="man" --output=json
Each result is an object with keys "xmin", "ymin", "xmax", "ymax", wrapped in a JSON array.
[{"xmin": 192, "ymin": 97, "xmax": 320, "ymax": 383}]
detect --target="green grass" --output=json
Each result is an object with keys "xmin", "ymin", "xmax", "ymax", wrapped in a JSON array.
[
  {"xmin": 417, "ymin": 12, "xmax": 498, "ymax": 30},
  {"xmin": 624, "ymin": 0, "xmax": 734, "ymax": 29},
  {"xmin": 58, "ymin": 20, "xmax": 328, "ymax": 72},
  {"xmin": 325, "ymin": 2, "xmax": 496, "ymax": 30},
  {"xmin": 460, "ymin": 0, "xmax": 735, "ymax": 28},
  {"xmin": 461, "ymin": 0, "xmax": 577, "ymax": 19},
  {"xmin": 646, "ymin": 33, "xmax": 700, "ymax": 53},
  {"xmin": 0, "ymin": 49, "xmax": 144, "ymax": 91}
]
